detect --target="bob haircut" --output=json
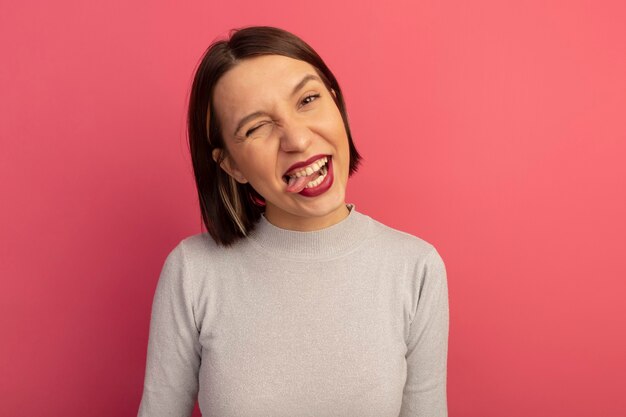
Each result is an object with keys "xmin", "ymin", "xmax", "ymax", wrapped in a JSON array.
[{"xmin": 188, "ymin": 26, "xmax": 362, "ymax": 246}]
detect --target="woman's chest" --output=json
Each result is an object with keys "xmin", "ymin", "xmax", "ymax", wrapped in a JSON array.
[{"xmin": 194, "ymin": 262, "xmax": 411, "ymax": 416}]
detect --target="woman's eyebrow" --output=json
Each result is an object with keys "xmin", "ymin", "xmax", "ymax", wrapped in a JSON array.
[
  {"xmin": 233, "ymin": 74, "xmax": 322, "ymax": 136},
  {"xmin": 289, "ymin": 73, "xmax": 322, "ymax": 97}
]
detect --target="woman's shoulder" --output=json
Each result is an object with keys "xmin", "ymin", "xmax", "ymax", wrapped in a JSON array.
[
  {"xmin": 359, "ymin": 211, "xmax": 440, "ymax": 260},
  {"xmin": 358, "ymin": 212, "xmax": 447, "ymax": 288},
  {"xmin": 179, "ymin": 231, "xmax": 220, "ymax": 254},
  {"xmin": 163, "ymin": 231, "xmax": 239, "ymax": 269}
]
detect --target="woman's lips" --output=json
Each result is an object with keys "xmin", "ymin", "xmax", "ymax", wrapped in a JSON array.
[
  {"xmin": 284, "ymin": 156, "xmax": 330, "ymax": 193},
  {"xmin": 283, "ymin": 154, "xmax": 328, "ymax": 177}
]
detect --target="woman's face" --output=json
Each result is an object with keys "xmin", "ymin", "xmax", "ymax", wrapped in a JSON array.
[{"xmin": 212, "ymin": 54, "xmax": 351, "ymax": 231}]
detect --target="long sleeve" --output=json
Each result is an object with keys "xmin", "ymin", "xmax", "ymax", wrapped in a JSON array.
[
  {"xmin": 399, "ymin": 247, "xmax": 450, "ymax": 417},
  {"xmin": 138, "ymin": 242, "xmax": 202, "ymax": 417}
]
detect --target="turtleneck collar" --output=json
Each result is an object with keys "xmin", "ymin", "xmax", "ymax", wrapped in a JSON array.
[{"xmin": 247, "ymin": 204, "xmax": 371, "ymax": 260}]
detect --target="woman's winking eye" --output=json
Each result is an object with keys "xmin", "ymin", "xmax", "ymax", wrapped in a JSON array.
[{"xmin": 245, "ymin": 123, "xmax": 269, "ymax": 137}]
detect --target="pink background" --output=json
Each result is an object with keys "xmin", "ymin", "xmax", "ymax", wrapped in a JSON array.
[{"xmin": 2, "ymin": 1, "xmax": 625, "ymax": 416}]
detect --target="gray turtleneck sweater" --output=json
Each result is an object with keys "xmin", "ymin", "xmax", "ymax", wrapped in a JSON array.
[{"xmin": 138, "ymin": 205, "xmax": 449, "ymax": 417}]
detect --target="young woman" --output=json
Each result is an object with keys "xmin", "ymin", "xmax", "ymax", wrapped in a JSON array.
[{"xmin": 138, "ymin": 26, "xmax": 449, "ymax": 417}]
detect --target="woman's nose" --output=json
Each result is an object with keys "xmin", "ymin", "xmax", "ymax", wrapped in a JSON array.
[{"xmin": 278, "ymin": 119, "xmax": 313, "ymax": 153}]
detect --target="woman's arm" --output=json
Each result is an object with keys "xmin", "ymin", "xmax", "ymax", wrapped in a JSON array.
[
  {"xmin": 399, "ymin": 247, "xmax": 450, "ymax": 417},
  {"xmin": 138, "ymin": 242, "xmax": 201, "ymax": 417}
]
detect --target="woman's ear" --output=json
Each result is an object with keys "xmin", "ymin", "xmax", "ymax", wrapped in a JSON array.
[
  {"xmin": 330, "ymin": 88, "xmax": 337, "ymax": 99},
  {"xmin": 212, "ymin": 148, "xmax": 249, "ymax": 184}
]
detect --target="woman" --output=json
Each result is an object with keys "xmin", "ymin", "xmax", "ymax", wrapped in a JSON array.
[{"xmin": 138, "ymin": 26, "xmax": 449, "ymax": 417}]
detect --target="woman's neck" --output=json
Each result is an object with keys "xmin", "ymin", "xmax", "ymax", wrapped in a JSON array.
[{"xmin": 263, "ymin": 202, "xmax": 350, "ymax": 232}]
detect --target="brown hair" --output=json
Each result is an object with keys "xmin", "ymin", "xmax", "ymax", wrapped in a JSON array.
[{"xmin": 188, "ymin": 26, "xmax": 362, "ymax": 246}]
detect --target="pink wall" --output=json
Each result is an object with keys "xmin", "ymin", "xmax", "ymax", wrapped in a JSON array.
[{"xmin": 2, "ymin": 1, "xmax": 625, "ymax": 416}]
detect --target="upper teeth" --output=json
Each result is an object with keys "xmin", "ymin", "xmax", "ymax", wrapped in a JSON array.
[{"xmin": 287, "ymin": 157, "xmax": 328, "ymax": 178}]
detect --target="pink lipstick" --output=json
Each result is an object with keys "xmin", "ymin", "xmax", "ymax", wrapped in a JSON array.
[{"xmin": 283, "ymin": 154, "xmax": 328, "ymax": 177}]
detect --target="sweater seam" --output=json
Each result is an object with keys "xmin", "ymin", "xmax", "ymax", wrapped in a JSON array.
[
  {"xmin": 408, "ymin": 246, "xmax": 438, "ymax": 327},
  {"xmin": 246, "ymin": 235, "xmax": 369, "ymax": 262},
  {"xmin": 179, "ymin": 239, "xmax": 200, "ymax": 333}
]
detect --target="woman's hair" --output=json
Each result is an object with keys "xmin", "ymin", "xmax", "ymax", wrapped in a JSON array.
[{"xmin": 188, "ymin": 25, "xmax": 362, "ymax": 246}]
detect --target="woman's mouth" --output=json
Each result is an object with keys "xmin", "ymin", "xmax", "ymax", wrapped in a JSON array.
[{"xmin": 283, "ymin": 156, "xmax": 333, "ymax": 196}]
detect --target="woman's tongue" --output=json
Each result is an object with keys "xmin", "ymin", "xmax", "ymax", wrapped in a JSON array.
[{"xmin": 286, "ymin": 171, "xmax": 318, "ymax": 193}]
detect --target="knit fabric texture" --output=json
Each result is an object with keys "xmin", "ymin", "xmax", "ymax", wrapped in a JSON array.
[{"xmin": 138, "ymin": 204, "xmax": 449, "ymax": 417}]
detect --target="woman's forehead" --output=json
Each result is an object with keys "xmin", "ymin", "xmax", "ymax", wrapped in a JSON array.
[{"xmin": 219, "ymin": 56, "xmax": 319, "ymax": 97}]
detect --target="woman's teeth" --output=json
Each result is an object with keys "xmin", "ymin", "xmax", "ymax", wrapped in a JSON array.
[
  {"xmin": 304, "ymin": 164, "xmax": 328, "ymax": 188},
  {"xmin": 283, "ymin": 157, "xmax": 329, "ymax": 184},
  {"xmin": 289, "ymin": 157, "xmax": 328, "ymax": 178}
]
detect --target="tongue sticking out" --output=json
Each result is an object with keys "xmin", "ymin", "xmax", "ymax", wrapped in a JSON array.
[{"xmin": 286, "ymin": 172, "xmax": 318, "ymax": 193}]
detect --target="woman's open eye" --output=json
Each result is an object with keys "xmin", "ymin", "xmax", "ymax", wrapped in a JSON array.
[{"xmin": 300, "ymin": 93, "xmax": 320, "ymax": 107}]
